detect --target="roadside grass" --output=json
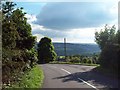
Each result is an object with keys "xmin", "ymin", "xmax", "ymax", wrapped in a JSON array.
[
  {"xmin": 49, "ymin": 61, "xmax": 99, "ymax": 66},
  {"xmin": 7, "ymin": 65, "xmax": 44, "ymax": 88}
]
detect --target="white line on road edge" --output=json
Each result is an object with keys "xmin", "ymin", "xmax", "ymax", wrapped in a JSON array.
[{"xmin": 61, "ymin": 68, "xmax": 98, "ymax": 90}]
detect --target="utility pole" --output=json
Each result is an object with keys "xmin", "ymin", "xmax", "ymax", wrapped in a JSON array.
[{"xmin": 64, "ymin": 38, "xmax": 67, "ymax": 61}]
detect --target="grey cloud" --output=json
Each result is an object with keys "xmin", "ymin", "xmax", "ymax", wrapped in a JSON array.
[
  {"xmin": 35, "ymin": 2, "xmax": 116, "ymax": 30},
  {"xmin": 32, "ymin": 29, "xmax": 67, "ymax": 38}
]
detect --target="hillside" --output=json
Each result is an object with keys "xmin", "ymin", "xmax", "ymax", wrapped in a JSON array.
[{"xmin": 53, "ymin": 43, "xmax": 101, "ymax": 56}]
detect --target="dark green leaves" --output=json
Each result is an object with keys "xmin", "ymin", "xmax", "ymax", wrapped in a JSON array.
[
  {"xmin": 95, "ymin": 25, "xmax": 119, "ymax": 73},
  {"xmin": 37, "ymin": 37, "xmax": 57, "ymax": 63},
  {"xmin": 95, "ymin": 25, "xmax": 117, "ymax": 50},
  {"xmin": 2, "ymin": 2, "xmax": 38, "ymax": 85}
]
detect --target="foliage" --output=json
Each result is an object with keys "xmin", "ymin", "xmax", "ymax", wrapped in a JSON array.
[
  {"xmin": 11, "ymin": 8, "xmax": 36, "ymax": 50},
  {"xmin": 2, "ymin": 2, "xmax": 36, "ymax": 50},
  {"xmin": 66, "ymin": 56, "xmax": 80, "ymax": 63},
  {"xmin": 57, "ymin": 54, "xmax": 99, "ymax": 64},
  {"xmin": 95, "ymin": 25, "xmax": 116, "ymax": 50},
  {"xmin": 37, "ymin": 37, "xmax": 57, "ymax": 63},
  {"xmin": 95, "ymin": 25, "xmax": 119, "ymax": 73},
  {"xmin": 2, "ymin": 2, "xmax": 38, "ymax": 85},
  {"xmin": 2, "ymin": 48, "xmax": 26, "ymax": 85},
  {"xmin": 4, "ymin": 66, "xmax": 44, "ymax": 88},
  {"xmin": 49, "ymin": 60, "xmax": 99, "ymax": 66},
  {"xmin": 25, "ymin": 48, "xmax": 38, "ymax": 67}
]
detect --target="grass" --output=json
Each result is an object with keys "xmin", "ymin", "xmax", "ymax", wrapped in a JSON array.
[
  {"xmin": 7, "ymin": 65, "xmax": 44, "ymax": 88},
  {"xmin": 49, "ymin": 61, "xmax": 99, "ymax": 66}
]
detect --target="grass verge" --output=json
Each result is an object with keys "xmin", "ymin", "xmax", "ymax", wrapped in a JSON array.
[
  {"xmin": 49, "ymin": 61, "xmax": 99, "ymax": 66},
  {"xmin": 7, "ymin": 65, "xmax": 44, "ymax": 88}
]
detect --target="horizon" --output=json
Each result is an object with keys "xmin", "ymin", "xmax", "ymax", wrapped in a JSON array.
[
  {"xmin": 36, "ymin": 41, "xmax": 98, "ymax": 44},
  {"xmin": 53, "ymin": 42, "xmax": 98, "ymax": 45}
]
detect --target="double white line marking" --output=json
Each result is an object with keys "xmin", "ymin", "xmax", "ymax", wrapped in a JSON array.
[{"xmin": 61, "ymin": 68, "xmax": 98, "ymax": 90}]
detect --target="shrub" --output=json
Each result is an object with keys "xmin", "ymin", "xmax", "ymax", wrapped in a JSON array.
[
  {"xmin": 87, "ymin": 58, "xmax": 93, "ymax": 64},
  {"xmin": 81, "ymin": 57, "xmax": 88, "ymax": 63}
]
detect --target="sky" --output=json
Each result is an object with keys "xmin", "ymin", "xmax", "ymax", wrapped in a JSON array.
[{"xmin": 13, "ymin": 0, "xmax": 118, "ymax": 43}]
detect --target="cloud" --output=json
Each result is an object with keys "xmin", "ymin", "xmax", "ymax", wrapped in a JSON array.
[
  {"xmin": 63, "ymin": 27, "xmax": 102, "ymax": 43},
  {"xmin": 31, "ymin": 23, "xmax": 68, "ymax": 38},
  {"xmin": 25, "ymin": 14, "xmax": 37, "ymax": 23},
  {"xmin": 24, "ymin": 2, "xmax": 117, "ymax": 43},
  {"xmin": 32, "ymin": 23, "xmax": 103, "ymax": 43},
  {"xmin": 25, "ymin": 14, "xmax": 67, "ymax": 39},
  {"xmin": 13, "ymin": 0, "xmax": 118, "ymax": 2},
  {"xmin": 35, "ymin": 2, "xmax": 117, "ymax": 30}
]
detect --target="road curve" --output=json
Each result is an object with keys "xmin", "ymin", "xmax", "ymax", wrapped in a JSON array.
[{"xmin": 39, "ymin": 64, "xmax": 119, "ymax": 89}]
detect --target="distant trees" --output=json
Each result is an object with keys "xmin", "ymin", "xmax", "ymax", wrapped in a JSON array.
[
  {"xmin": 2, "ymin": 2, "xmax": 37, "ymax": 85},
  {"xmin": 95, "ymin": 25, "xmax": 119, "ymax": 72},
  {"xmin": 37, "ymin": 37, "xmax": 57, "ymax": 63},
  {"xmin": 58, "ymin": 54, "xmax": 99, "ymax": 64}
]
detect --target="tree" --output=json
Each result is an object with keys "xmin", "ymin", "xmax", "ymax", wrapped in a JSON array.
[
  {"xmin": 95, "ymin": 25, "xmax": 119, "ymax": 73},
  {"xmin": 95, "ymin": 25, "xmax": 116, "ymax": 50},
  {"xmin": 2, "ymin": 2, "xmax": 18, "ymax": 49},
  {"xmin": 2, "ymin": 2, "xmax": 38, "ymax": 84},
  {"xmin": 116, "ymin": 30, "xmax": 120, "ymax": 45},
  {"xmin": 37, "ymin": 37, "xmax": 57, "ymax": 63},
  {"xmin": 2, "ymin": 2, "xmax": 36, "ymax": 50},
  {"xmin": 11, "ymin": 8, "xmax": 36, "ymax": 50}
]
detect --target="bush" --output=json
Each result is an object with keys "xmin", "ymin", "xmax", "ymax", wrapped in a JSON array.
[
  {"xmin": 25, "ymin": 48, "xmax": 38, "ymax": 67},
  {"xmin": 66, "ymin": 56, "xmax": 80, "ymax": 63},
  {"xmin": 2, "ymin": 49, "xmax": 25, "ymax": 85},
  {"xmin": 2, "ymin": 48, "xmax": 38, "ymax": 85},
  {"xmin": 81, "ymin": 57, "xmax": 88, "ymax": 63},
  {"xmin": 99, "ymin": 44, "xmax": 119, "ymax": 71},
  {"xmin": 92, "ymin": 54, "xmax": 99, "ymax": 64},
  {"xmin": 9, "ymin": 66, "xmax": 44, "ymax": 88},
  {"xmin": 86, "ymin": 58, "xmax": 93, "ymax": 64}
]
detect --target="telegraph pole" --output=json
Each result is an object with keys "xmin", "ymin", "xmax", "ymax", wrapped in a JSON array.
[{"xmin": 64, "ymin": 38, "xmax": 67, "ymax": 61}]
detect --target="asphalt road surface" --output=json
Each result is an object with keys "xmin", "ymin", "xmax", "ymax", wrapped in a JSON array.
[{"xmin": 40, "ymin": 64, "xmax": 119, "ymax": 89}]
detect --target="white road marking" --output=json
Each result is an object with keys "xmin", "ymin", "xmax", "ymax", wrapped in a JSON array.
[
  {"xmin": 61, "ymin": 68, "xmax": 71, "ymax": 74},
  {"xmin": 61, "ymin": 68, "xmax": 98, "ymax": 90},
  {"xmin": 78, "ymin": 78, "xmax": 98, "ymax": 90}
]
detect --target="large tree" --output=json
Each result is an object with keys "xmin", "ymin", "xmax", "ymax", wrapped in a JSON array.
[
  {"xmin": 37, "ymin": 37, "xmax": 57, "ymax": 63},
  {"xmin": 2, "ymin": 2, "xmax": 18, "ymax": 49},
  {"xmin": 2, "ymin": 2, "xmax": 38, "ymax": 84},
  {"xmin": 11, "ymin": 8, "xmax": 36, "ymax": 50},
  {"xmin": 95, "ymin": 25, "xmax": 116, "ymax": 50},
  {"xmin": 95, "ymin": 25, "xmax": 119, "ymax": 72},
  {"xmin": 2, "ymin": 2, "xmax": 36, "ymax": 50}
]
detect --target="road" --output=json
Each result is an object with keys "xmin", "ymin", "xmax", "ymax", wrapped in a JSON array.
[{"xmin": 40, "ymin": 64, "xmax": 119, "ymax": 89}]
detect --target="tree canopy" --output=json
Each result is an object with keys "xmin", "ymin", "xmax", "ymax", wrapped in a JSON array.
[
  {"xmin": 95, "ymin": 25, "xmax": 119, "ymax": 73},
  {"xmin": 37, "ymin": 37, "xmax": 57, "ymax": 63},
  {"xmin": 2, "ymin": 2, "xmax": 36, "ymax": 50},
  {"xmin": 2, "ymin": 2, "xmax": 38, "ymax": 85}
]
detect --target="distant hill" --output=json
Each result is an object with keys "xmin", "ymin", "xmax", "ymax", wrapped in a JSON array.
[
  {"xmin": 53, "ymin": 43, "xmax": 101, "ymax": 56},
  {"xmin": 35, "ymin": 42, "xmax": 101, "ymax": 56}
]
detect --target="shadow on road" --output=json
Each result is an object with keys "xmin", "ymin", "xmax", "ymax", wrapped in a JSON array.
[{"xmin": 52, "ymin": 69, "xmax": 119, "ymax": 88}]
